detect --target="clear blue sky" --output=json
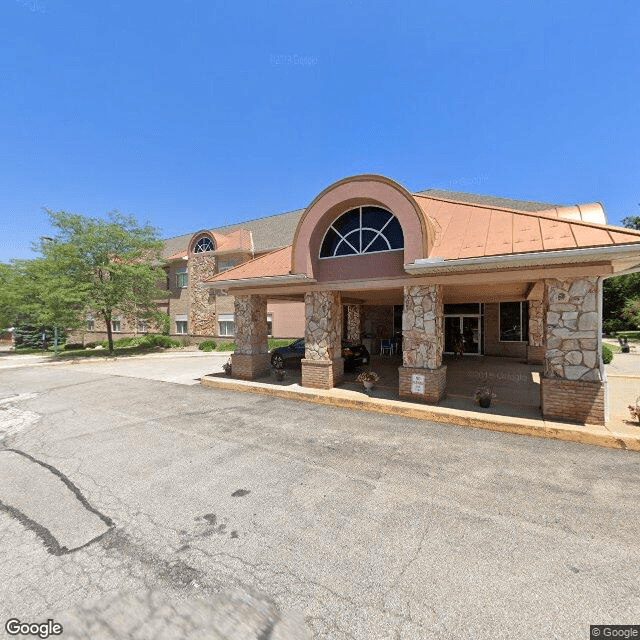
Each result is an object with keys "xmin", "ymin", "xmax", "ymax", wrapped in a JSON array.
[{"xmin": 1, "ymin": 0, "xmax": 639, "ymax": 261}]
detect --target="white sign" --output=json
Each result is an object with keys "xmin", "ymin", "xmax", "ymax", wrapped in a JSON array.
[{"xmin": 411, "ymin": 374, "xmax": 425, "ymax": 394}]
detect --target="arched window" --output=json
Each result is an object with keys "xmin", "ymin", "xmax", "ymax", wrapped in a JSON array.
[
  {"xmin": 320, "ymin": 206, "xmax": 404, "ymax": 258},
  {"xmin": 193, "ymin": 236, "xmax": 214, "ymax": 253}
]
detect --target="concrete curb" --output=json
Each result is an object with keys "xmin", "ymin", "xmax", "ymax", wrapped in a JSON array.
[{"xmin": 201, "ymin": 375, "xmax": 640, "ymax": 452}]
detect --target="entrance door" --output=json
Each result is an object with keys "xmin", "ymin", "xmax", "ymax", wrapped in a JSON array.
[{"xmin": 444, "ymin": 315, "xmax": 481, "ymax": 355}]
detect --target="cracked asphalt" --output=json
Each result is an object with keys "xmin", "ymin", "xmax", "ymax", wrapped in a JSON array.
[{"xmin": 0, "ymin": 357, "xmax": 639, "ymax": 639}]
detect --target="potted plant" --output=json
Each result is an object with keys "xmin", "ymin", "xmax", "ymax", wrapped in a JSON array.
[
  {"xmin": 272, "ymin": 365, "xmax": 286, "ymax": 381},
  {"xmin": 356, "ymin": 369, "xmax": 380, "ymax": 391},
  {"xmin": 222, "ymin": 357, "xmax": 232, "ymax": 376},
  {"xmin": 628, "ymin": 396, "xmax": 640, "ymax": 424},
  {"xmin": 474, "ymin": 386, "xmax": 495, "ymax": 409}
]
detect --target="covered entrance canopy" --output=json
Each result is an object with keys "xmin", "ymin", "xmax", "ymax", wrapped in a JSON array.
[{"xmin": 204, "ymin": 174, "xmax": 640, "ymax": 425}]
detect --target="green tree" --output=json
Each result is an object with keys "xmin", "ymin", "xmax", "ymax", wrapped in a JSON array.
[
  {"xmin": 29, "ymin": 210, "xmax": 167, "ymax": 353},
  {"xmin": 603, "ymin": 207, "xmax": 640, "ymax": 331}
]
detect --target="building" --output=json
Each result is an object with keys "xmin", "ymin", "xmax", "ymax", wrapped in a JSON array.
[{"xmin": 199, "ymin": 174, "xmax": 640, "ymax": 425}]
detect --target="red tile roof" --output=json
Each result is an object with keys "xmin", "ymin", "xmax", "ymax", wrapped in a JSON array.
[
  {"xmin": 206, "ymin": 197, "xmax": 640, "ymax": 283},
  {"xmin": 414, "ymin": 195, "xmax": 640, "ymax": 260},
  {"xmin": 207, "ymin": 246, "xmax": 292, "ymax": 282}
]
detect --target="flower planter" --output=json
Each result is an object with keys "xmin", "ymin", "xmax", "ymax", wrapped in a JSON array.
[
  {"xmin": 478, "ymin": 397, "xmax": 491, "ymax": 409},
  {"xmin": 363, "ymin": 380, "xmax": 375, "ymax": 391}
]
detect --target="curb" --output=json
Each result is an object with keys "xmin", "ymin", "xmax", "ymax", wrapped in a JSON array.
[{"xmin": 201, "ymin": 376, "xmax": 640, "ymax": 453}]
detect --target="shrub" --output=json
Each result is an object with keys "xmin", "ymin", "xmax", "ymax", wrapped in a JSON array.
[
  {"xmin": 199, "ymin": 339, "xmax": 217, "ymax": 352},
  {"xmin": 64, "ymin": 343, "xmax": 85, "ymax": 350},
  {"xmin": 616, "ymin": 331, "xmax": 640, "ymax": 341},
  {"xmin": 603, "ymin": 318, "xmax": 626, "ymax": 335},
  {"xmin": 216, "ymin": 341, "xmax": 236, "ymax": 352},
  {"xmin": 140, "ymin": 334, "xmax": 180, "ymax": 348},
  {"xmin": 268, "ymin": 338, "xmax": 298, "ymax": 349},
  {"xmin": 602, "ymin": 344, "xmax": 614, "ymax": 364}
]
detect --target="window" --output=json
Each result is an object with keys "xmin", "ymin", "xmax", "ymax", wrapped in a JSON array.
[
  {"xmin": 267, "ymin": 313, "xmax": 273, "ymax": 336},
  {"xmin": 137, "ymin": 320, "xmax": 148, "ymax": 333},
  {"xmin": 111, "ymin": 319, "xmax": 121, "ymax": 333},
  {"xmin": 320, "ymin": 206, "xmax": 404, "ymax": 258},
  {"xmin": 86, "ymin": 313, "xmax": 94, "ymax": 331},
  {"xmin": 193, "ymin": 236, "xmax": 214, "ymax": 253},
  {"xmin": 500, "ymin": 302, "xmax": 529, "ymax": 342},
  {"xmin": 176, "ymin": 321, "xmax": 188, "ymax": 334},
  {"xmin": 218, "ymin": 314, "xmax": 235, "ymax": 337},
  {"xmin": 176, "ymin": 267, "xmax": 188, "ymax": 288},
  {"xmin": 217, "ymin": 257, "xmax": 242, "ymax": 272}
]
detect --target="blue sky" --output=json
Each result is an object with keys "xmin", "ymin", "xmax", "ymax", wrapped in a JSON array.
[{"xmin": 1, "ymin": 0, "xmax": 639, "ymax": 261}]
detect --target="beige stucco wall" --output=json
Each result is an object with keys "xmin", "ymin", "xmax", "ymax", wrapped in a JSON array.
[{"xmin": 268, "ymin": 301, "xmax": 305, "ymax": 338}]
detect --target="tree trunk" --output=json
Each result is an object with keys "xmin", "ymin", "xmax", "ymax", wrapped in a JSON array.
[{"xmin": 103, "ymin": 311, "xmax": 114, "ymax": 353}]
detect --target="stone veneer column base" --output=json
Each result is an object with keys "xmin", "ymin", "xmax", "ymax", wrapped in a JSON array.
[
  {"xmin": 541, "ymin": 377, "xmax": 606, "ymax": 425},
  {"xmin": 399, "ymin": 365, "xmax": 447, "ymax": 403},
  {"xmin": 231, "ymin": 353, "xmax": 271, "ymax": 380},
  {"xmin": 527, "ymin": 345, "xmax": 545, "ymax": 365},
  {"xmin": 301, "ymin": 358, "xmax": 344, "ymax": 390}
]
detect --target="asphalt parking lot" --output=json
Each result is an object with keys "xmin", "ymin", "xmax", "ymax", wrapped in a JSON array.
[{"xmin": 0, "ymin": 356, "xmax": 639, "ymax": 639}]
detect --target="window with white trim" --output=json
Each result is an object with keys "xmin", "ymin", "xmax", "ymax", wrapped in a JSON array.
[
  {"xmin": 176, "ymin": 267, "xmax": 188, "ymax": 288},
  {"xmin": 500, "ymin": 302, "xmax": 529, "ymax": 342},
  {"xmin": 320, "ymin": 206, "xmax": 404, "ymax": 258},
  {"xmin": 193, "ymin": 236, "xmax": 214, "ymax": 253},
  {"xmin": 137, "ymin": 319, "xmax": 148, "ymax": 333},
  {"xmin": 111, "ymin": 318, "xmax": 121, "ymax": 333},
  {"xmin": 218, "ymin": 314, "xmax": 235, "ymax": 337},
  {"xmin": 86, "ymin": 313, "xmax": 94, "ymax": 331},
  {"xmin": 267, "ymin": 313, "xmax": 273, "ymax": 336},
  {"xmin": 176, "ymin": 320, "xmax": 188, "ymax": 334},
  {"xmin": 217, "ymin": 257, "xmax": 242, "ymax": 272}
]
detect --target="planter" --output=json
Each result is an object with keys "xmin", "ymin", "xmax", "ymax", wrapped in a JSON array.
[
  {"xmin": 275, "ymin": 370, "xmax": 286, "ymax": 382},
  {"xmin": 478, "ymin": 397, "xmax": 491, "ymax": 408},
  {"xmin": 363, "ymin": 380, "xmax": 375, "ymax": 391}
]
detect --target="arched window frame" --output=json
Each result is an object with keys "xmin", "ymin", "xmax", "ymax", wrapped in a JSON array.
[
  {"xmin": 193, "ymin": 235, "xmax": 215, "ymax": 253},
  {"xmin": 318, "ymin": 206, "xmax": 404, "ymax": 259}
]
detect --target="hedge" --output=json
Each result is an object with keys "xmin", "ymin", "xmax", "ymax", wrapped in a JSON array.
[{"xmin": 602, "ymin": 344, "xmax": 614, "ymax": 364}]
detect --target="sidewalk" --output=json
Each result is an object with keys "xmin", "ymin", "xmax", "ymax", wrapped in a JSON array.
[{"xmin": 201, "ymin": 356, "xmax": 640, "ymax": 452}]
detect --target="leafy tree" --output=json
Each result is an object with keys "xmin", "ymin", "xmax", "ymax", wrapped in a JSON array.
[
  {"xmin": 29, "ymin": 210, "xmax": 167, "ymax": 353},
  {"xmin": 603, "ymin": 207, "xmax": 640, "ymax": 331}
]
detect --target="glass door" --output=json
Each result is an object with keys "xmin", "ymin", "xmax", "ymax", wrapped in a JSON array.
[{"xmin": 444, "ymin": 315, "xmax": 482, "ymax": 355}]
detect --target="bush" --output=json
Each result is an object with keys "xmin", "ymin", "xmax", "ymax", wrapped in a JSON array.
[
  {"xmin": 199, "ymin": 339, "xmax": 217, "ymax": 352},
  {"xmin": 216, "ymin": 341, "xmax": 236, "ymax": 352},
  {"xmin": 602, "ymin": 344, "xmax": 614, "ymax": 364},
  {"xmin": 64, "ymin": 343, "xmax": 85, "ymax": 350},
  {"xmin": 603, "ymin": 318, "xmax": 627, "ymax": 335},
  {"xmin": 140, "ymin": 334, "xmax": 180, "ymax": 348}
]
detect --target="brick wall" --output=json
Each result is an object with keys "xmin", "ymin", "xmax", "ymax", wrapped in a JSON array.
[
  {"xmin": 301, "ymin": 358, "xmax": 343, "ymax": 389},
  {"xmin": 399, "ymin": 365, "xmax": 447, "ymax": 403},
  {"xmin": 231, "ymin": 353, "xmax": 270, "ymax": 380},
  {"xmin": 540, "ymin": 378, "xmax": 606, "ymax": 425}
]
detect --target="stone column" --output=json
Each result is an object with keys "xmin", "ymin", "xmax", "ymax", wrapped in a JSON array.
[
  {"xmin": 231, "ymin": 295, "xmax": 270, "ymax": 380},
  {"xmin": 301, "ymin": 291, "xmax": 343, "ymax": 389},
  {"xmin": 189, "ymin": 253, "xmax": 217, "ymax": 336},
  {"xmin": 540, "ymin": 277, "xmax": 606, "ymax": 424},
  {"xmin": 527, "ymin": 299, "xmax": 545, "ymax": 364},
  {"xmin": 346, "ymin": 304, "xmax": 363, "ymax": 343},
  {"xmin": 399, "ymin": 285, "xmax": 446, "ymax": 403}
]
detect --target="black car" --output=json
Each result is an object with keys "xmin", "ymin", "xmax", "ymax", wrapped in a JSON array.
[{"xmin": 270, "ymin": 339, "xmax": 370, "ymax": 371}]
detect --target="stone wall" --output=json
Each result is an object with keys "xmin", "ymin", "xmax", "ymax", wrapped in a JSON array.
[
  {"xmin": 304, "ymin": 291, "xmax": 342, "ymax": 361},
  {"xmin": 189, "ymin": 254, "xmax": 217, "ymax": 336},
  {"xmin": 233, "ymin": 295, "xmax": 268, "ymax": 355},
  {"xmin": 302, "ymin": 291, "xmax": 343, "ymax": 389},
  {"xmin": 402, "ymin": 285, "xmax": 443, "ymax": 370},
  {"xmin": 543, "ymin": 277, "xmax": 599, "ymax": 382},
  {"xmin": 346, "ymin": 305, "xmax": 363, "ymax": 342}
]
